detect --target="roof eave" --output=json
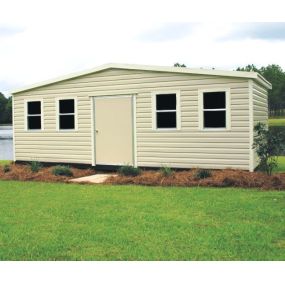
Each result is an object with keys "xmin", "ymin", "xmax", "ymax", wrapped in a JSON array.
[{"xmin": 11, "ymin": 63, "xmax": 272, "ymax": 94}]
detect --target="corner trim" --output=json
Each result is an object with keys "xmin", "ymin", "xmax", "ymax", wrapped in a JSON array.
[
  {"xmin": 249, "ymin": 79, "xmax": 254, "ymax": 172},
  {"xmin": 132, "ymin": 95, "xmax": 137, "ymax": 167},
  {"xmin": 12, "ymin": 96, "xmax": 16, "ymax": 162},
  {"xmin": 91, "ymin": 97, "xmax": 95, "ymax": 166}
]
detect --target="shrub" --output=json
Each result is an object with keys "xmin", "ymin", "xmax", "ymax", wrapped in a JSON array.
[
  {"xmin": 193, "ymin": 168, "xmax": 212, "ymax": 180},
  {"xmin": 253, "ymin": 122, "xmax": 284, "ymax": 175},
  {"xmin": 30, "ymin": 161, "xmax": 42, "ymax": 173},
  {"xmin": 52, "ymin": 165, "xmax": 73, "ymax": 177},
  {"xmin": 160, "ymin": 166, "xmax": 174, "ymax": 177},
  {"xmin": 118, "ymin": 165, "xmax": 141, "ymax": 176},
  {"xmin": 3, "ymin": 164, "xmax": 11, "ymax": 173}
]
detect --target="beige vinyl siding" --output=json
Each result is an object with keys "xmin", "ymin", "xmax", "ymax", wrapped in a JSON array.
[
  {"xmin": 252, "ymin": 81, "xmax": 268, "ymax": 169},
  {"xmin": 13, "ymin": 94, "xmax": 92, "ymax": 164},
  {"xmin": 14, "ymin": 68, "xmax": 251, "ymax": 169}
]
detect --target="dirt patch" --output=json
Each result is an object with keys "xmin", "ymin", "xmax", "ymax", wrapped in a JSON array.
[
  {"xmin": 105, "ymin": 169, "xmax": 285, "ymax": 190},
  {"xmin": 0, "ymin": 163, "xmax": 96, "ymax": 183}
]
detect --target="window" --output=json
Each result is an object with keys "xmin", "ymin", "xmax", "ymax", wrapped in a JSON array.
[
  {"xmin": 200, "ymin": 90, "xmax": 230, "ymax": 129},
  {"xmin": 154, "ymin": 93, "xmax": 179, "ymax": 129},
  {"xmin": 58, "ymin": 99, "xmax": 76, "ymax": 130},
  {"xmin": 27, "ymin": 101, "xmax": 42, "ymax": 130}
]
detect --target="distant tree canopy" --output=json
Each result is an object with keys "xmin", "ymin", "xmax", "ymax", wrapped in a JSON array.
[
  {"xmin": 0, "ymin": 93, "xmax": 12, "ymax": 124},
  {"xmin": 174, "ymin": 63, "xmax": 187, "ymax": 67},
  {"xmin": 237, "ymin": 64, "xmax": 285, "ymax": 117}
]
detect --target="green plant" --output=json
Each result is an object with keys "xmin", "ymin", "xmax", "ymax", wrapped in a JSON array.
[
  {"xmin": 160, "ymin": 166, "xmax": 174, "ymax": 177},
  {"xmin": 52, "ymin": 165, "xmax": 73, "ymax": 177},
  {"xmin": 3, "ymin": 164, "xmax": 10, "ymax": 173},
  {"xmin": 30, "ymin": 161, "xmax": 42, "ymax": 173},
  {"xmin": 253, "ymin": 123, "xmax": 284, "ymax": 175},
  {"xmin": 193, "ymin": 168, "xmax": 212, "ymax": 180},
  {"xmin": 118, "ymin": 165, "xmax": 141, "ymax": 176}
]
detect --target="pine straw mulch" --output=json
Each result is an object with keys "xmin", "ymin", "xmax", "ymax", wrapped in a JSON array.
[
  {"xmin": 0, "ymin": 163, "xmax": 96, "ymax": 183},
  {"xmin": 105, "ymin": 169, "xmax": 285, "ymax": 191},
  {"xmin": 0, "ymin": 163, "xmax": 284, "ymax": 190}
]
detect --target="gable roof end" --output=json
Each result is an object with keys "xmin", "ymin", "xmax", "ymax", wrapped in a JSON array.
[{"xmin": 11, "ymin": 63, "xmax": 272, "ymax": 94}]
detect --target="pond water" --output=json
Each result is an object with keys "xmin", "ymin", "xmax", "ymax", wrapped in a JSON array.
[{"xmin": 0, "ymin": 126, "xmax": 13, "ymax": 160}]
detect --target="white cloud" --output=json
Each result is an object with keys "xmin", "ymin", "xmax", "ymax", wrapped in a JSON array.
[{"xmin": 1, "ymin": 1, "xmax": 285, "ymax": 96}]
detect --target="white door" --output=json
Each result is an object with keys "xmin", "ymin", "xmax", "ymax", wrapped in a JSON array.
[{"xmin": 94, "ymin": 96, "xmax": 134, "ymax": 165}]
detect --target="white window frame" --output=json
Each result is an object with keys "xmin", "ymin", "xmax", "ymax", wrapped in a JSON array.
[
  {"xmin": 198, "ymin": 88, "xmax": 231, "ymax": 131},
  {"xmin": 25, "ymin": 99, "xmax": 44, "ymax": 131},
  {"xmin": 151, "ymin": 91, "xmax": 181, "ymax": 131},
  {"xmin": 56, "ymin": 97, "xmax": 78, "ymax": 131}
]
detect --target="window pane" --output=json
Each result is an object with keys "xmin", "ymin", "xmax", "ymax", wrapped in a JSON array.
[
  {"xmin": 203, "ymin": 92, "xmax": 225, "ymax": 109},
  {"xmin": 28, "ymin": 101, "xmax": 41, "ymax": 115},
  {"xmin": 60, "ymin": 99, "xmax": 74, "ymax": 114},
  {"xmin": 28, "ymin": 116, "xmax": 41, "ymax": 129},
  {"xmin": 204, "ymin": 111, "xmax": 226, "ymax": 128},
  {"xmin": 156, "ymin": 94, "xmax": 176, "ymax": 110},
  {"xmin": 60, "ymin": 115, "xmax": 75, "ymax": 129},
  {"xmin": 157, "ymin": 112, "xmax": 176, "ymax": 128}
]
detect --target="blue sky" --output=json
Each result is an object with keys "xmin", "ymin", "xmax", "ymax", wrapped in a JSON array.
[{"xmin": 1, "ymin": 0, "xmax": 285, "ymax": 96}]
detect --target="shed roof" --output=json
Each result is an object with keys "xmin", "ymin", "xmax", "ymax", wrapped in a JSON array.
[{"xmin": 12, "ymin": 63, "xmax": 272, "ymax": 94}]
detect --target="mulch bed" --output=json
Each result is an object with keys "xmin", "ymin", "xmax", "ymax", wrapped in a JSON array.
[
  {"xmin": 105, "ymin": 169, "xmax": 285, "ymax": 191},
  {"xmin": 0, "ymin": 163, "xmax": 96, "ymax": 183},
  {"xmin": 0, "ymin": 163, "xmax": 284, "ymax": 190}
]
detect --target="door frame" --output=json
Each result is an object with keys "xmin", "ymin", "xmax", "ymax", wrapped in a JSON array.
[{"xmin": 90, "ymin": 94, "xmax": 137, "ymax": 167}]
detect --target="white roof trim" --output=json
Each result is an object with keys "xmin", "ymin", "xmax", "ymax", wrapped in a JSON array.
[{"xmin": 12, "ymin": 63, "xmax": 272, "ymax": 94}]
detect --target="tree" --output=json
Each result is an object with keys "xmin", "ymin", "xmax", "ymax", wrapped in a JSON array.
[
  {"xmin": 260, "ymin": 65, "xmax": 285, "ymax": 117},
  {"xmin": 236, "ymin": 64, "xmax": 259, "ymax": 72},
  {"xmin": 0, "ymin": 92, "xmax": 8, "ymax": 124},
  {"xmin": 0, "ymin": 93, "xmax": 12, "ymax": 124},
  {"xmin": 174, "ymin": 63, "xmax": 187, "ymax": 67},
  {"xmin": 253, "ymin": 122, "xmax": 284, "ymax": 175},
  {"xmin": 237, "ymin": 64, "xmax": 285, "ymax": 116}
]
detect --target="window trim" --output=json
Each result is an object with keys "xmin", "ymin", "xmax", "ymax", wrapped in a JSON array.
[
  {"xmin": 151, "ymin": 91, "xmax": 181, "ymax": 131},
  {"xmin": 25, "ymin": 99, "xmax": 44, "ymax": 131},
  {"xmin": 198, "ymin": 88, "xmax": 231, "ymax": 131},
  {"xmin": 56, "ymin": 97, "xmax": 78, "ymax": 131}
]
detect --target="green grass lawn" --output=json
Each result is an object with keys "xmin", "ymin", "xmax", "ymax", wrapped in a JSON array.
[
  {"xmin": 269, "ymin": 118, "xmax": 285, "ymax": 127},
  {"xmin": 0, "ymin": 160, "xmax": 11, "ymax": 166},
  {"xmin": 276, "ymin": 156, "xmax": 285, "ymax": 173},
  {"xmin": 0, "ymin": 181, "xmax": 284, "ymax": 261}
]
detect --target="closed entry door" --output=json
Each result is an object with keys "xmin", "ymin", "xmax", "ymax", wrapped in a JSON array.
[{"xmin": 94, "ymin": 96, "xmax": 134, "ymax": 165}]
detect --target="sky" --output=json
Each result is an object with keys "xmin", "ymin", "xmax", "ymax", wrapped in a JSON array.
[{"xmin": 1, "ymin": 0, "xmax": 285, "ymax": 96}]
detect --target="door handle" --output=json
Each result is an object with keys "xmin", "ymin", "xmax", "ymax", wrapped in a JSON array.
[{"xmin": 96, "ymin": 130, "xmax": 99, "ymax": 133}]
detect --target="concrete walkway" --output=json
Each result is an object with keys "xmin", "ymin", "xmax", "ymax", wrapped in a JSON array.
[{"xmin": 70, "ymin": 174, "xmax": 117, "ymax": 184}]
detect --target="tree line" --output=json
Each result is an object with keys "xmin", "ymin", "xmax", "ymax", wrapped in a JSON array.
[{"xmin": 0, "ymin": 92, "xmax": 12, "ymax": 125}]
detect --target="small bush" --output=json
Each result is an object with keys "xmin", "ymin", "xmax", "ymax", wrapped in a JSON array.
[
  {"xmin": 253, "ymin": 122, "xmax": 284, "ymax": 175},
  {"xmin": 3, "ymin": 164, "xmax": 11, "ymax": 173},
  {"xmin": 30, "ymin": 161, "xmax": 42, "ymax": 173},
  {"xmin": 118, "ymin": 165, "xmax": 141, "ymax": 176},
  {"xmin": 52, "ymin": 165, "xmax": 73, "ymax": 177},
  {"xmin": 193, "ymin": 168, "xmax": 212, "ymax": 180},
  {"xmin": 160, "ymin": 166, "xmax": 174, "ymax": 177}
]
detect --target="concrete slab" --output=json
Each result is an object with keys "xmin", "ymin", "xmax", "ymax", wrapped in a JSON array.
[{"xmin": 70, "ymin": 174, "xmax": 117, "ymax": 184}]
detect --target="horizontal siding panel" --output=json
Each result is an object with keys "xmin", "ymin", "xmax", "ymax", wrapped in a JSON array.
[
  {"xmin": 137, "ymin": 152, "xmax": 248, "ymax": 160},
  {"xmin": 138, "ymin": 157, "xmax": 249, "ymax": 165},
  {"xmin": 137, "ymin": 162, "xmax": 248, "ymax": 170},
  {"xmin": 16, "ymin": 156, "xmax": 92, "ymax": 164},
  {"xmin": 138, "ymin": 142, "xmax": 249, "ymax": 148}
]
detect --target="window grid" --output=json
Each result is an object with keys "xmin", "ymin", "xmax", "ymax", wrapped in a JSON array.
[
  {"xmin": 58, "ymin": 99, "xmax": 76, "ymax": 130},
  {"xmin": 27, "ymin": 101, "xmax": 42, "ymax": 130},
  {"xmin": 200, "ymin": 90, "xmax": 229, "ymax": 129},
  {"xmin": 155, "ymin": 94, "xmax": 177, "ymax": 129}
]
